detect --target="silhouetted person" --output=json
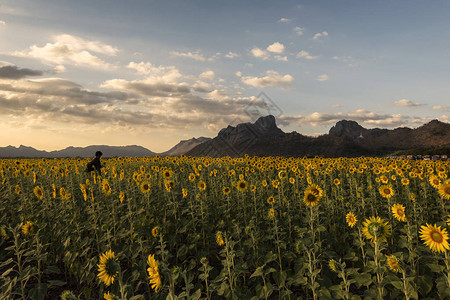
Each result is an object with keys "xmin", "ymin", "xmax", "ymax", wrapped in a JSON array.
[{"xmin": 86, "ymin": 151, "xmax": 103, "ymax": 173}]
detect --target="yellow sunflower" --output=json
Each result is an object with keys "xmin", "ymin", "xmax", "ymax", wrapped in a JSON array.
[
  {"xmin": 303, "ymin": 191, "xmax": 321, "ymax": 207},
  {"xmin": 236, "ymin": 180, "xmax": 248, "ymax": 192},
  {"xmin": 188, "ymin": 173, "xmax": 196, "ymax": 182},
  {"xmin": 305, "ymin": 184, "xmax": 323, "ymax": 198},
  {"xmin": 429, "ymin": 175, "xmax": 441, "ymax": 188},
  {"xmin": 250, "ymin": 184, "xmax": 256, "ymax": 192},
  {"xmin": 278, "ymin": 170, "xmax": 287, "ymax": 180},
  {"xmin": 119, "ymin": 192, "xmax": 125, "ymax": 203},
  {"xmin": 392, "ymin": 203, "xmax": 406, "ymax": 222},
  {"xmin": 22, "ymin": 221, "xmax": 34, "ymax": 235},
  {"xmin": 15, "ymin": 185, "xmax": 20, "ymax": 195},
  {"xmin": 401, "ymin": 178, "xmax": 409, "ymax": 186},
  {"xmin": 162, "ymin": 169, "xmax": 173, "ymax": 179},
  {"xmin": 333, "ymin": 178, "xmax": 340, "ymax": 186},
  {"xmin": 419, "ymin": 223, "xmax": 450, "ymax": 253},
  {"xmin": 33, "ymin": 186, "xmax": 44, "ymax": 200},
  {"xmin": 438, "ymin": 183, "xmax": 450, "ymax": 200},
  {"xmin": 346, "ymin": 212, "xmax": 357, "ymax": 228},
  {"xmin": 216, "ymin": 231, "xmax": 224, "ymax": 246},
  {"xmin": 103, "ymin": 291, "xmax": 115, "ymax": 300},
  {"xmin": 289, "ymin": 177, "xmax": 295, "ymax": 184},
  {"xmin": 164, "ymin": 180, "xmax": 174, "ymax": 192},
  {"xmin": 378, "ymin": 185, "xmax": 394, "ymax": 199},
  {"xmin": 102, "ymin": 179, "xmax": 112, "ymax": 196},
  {"xmin": 140, "ymin": 181, "xmax": 151, "ymax": 193},
  {"xmin": 152, "ymin": 226, "xmax": 159, "ymax": 238},
  {"xmin": 222, "ymin": 187, "xmax": 231, "ymax": 195},
  {"xmin": 267, "ymin": 196, "xmax": 275, "ymax": 205},
  {"xmin": 97, "ymin": 250, "xmax": 119, "ymax": 286},
  {"xmin": 386, "ymin": 255, "xmax": 402, "ymax": 273},
  {"xmin": 147, "ymin": 254, "xmax": 162, "ymax": 292},
  {"xmin": 182, "ymin": 188, "xmax": 188, "ymax": 198},
  {"xmin": 362, "ymin": 216, "xmax": 392, "ymax": 242},
  {"xmin": 268, "ymin": 208, "xmax": 275, "ymax": 218},
  {"xmin": 197, "ymin": 181, "xmax": 206, "ymax": 191}
]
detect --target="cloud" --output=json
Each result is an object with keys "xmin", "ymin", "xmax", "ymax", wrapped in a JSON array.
[
  {"xmin": 313, "ymin": 31, "xmax": 328, "ymax": 40},
  {"xmin": 296, "ymin": 50, "xmax": 318, "ymax": 60},
  {"xmin": 432, "ymin": 105, "xmax": 450, "ymax": 111},
  {"xmin": 241, "ymin": 70, "xmax": 294, "ymax": 89},
  {"xmin": 394, "ymin": 99, "xmax": 424, "ymax": 107},
  {"xmin": 125, "ymin": 62, "xmax": 181, "ymax": 83},
  {"xmin": 12, "ymin": 34, "xmax": 118, "ymax": 69},
  {"xmin": 250, "ymin": 47, "xmax": 270, "ymax": 60},
  {"xmin": 278, "ymin": 18, "xmax": 291, "ymax": 23},
  {"xmin": 317, "ymin": 74, "xmax": 329, "ymax": 81},
  {"xmin": 0, "ymin": 20, "xmax": 5, "ymax": 25},
  {"xmin": 199, "ymin": 70, "xmax": 215, "ymax": 81},
  {"xmin": 293, "ymin": 26, "xmax": 304, "ymax": 36},
  {"xmin": 53, "ymin": 65, "xmax": 66, "ymax": 74},
  {"xmin": 266, "ymin": 42, "xmax": 285, "ymax": 53},
  {"xmin": 235, "ymin": 71, "xmax": 242, "ymax": 77},
  {"xmin": 275, "ymin": 55, "xmax": 288, "ymax": 61},
  {"xmin": 282, "ymin": 109, "xmax": 410, "ymax": 128},
  {"xmin": 170, "ymin": 50, "xmax": 207, "ymax": 61},
  {"xmin": 0, "ymin": 65, "xmax": 43, "ymax": 79},
  {"xmin": 224, "ymin": 51, "xmax": 240, "ymax": 59}
]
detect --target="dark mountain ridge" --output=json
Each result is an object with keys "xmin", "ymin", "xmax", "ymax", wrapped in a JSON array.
[{"xmin": 187, "ymin": 116, "xmax": 450, "ymax": 157}]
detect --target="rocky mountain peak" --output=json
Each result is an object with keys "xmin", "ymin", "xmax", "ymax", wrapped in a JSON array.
[{"xmin": 329, "ymin": 120, "xmax": 365, "ymax": 137}]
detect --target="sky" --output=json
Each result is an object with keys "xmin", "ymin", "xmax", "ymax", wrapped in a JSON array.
[{"xmin": 1, "ymin": 0, "xmax": 450, "ymax": 152}]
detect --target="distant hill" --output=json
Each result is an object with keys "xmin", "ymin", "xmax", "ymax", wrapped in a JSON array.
[
  {"xmin": 160, "ymin": 137, "xmax": 211, "ymax": 156},
  {"xmin": 0, "ymin": 145, "xmax": 156, "ymax": 158},
  {"xmin": 187, "ymin": 116, "xmax": 450, "ymax": 157}
]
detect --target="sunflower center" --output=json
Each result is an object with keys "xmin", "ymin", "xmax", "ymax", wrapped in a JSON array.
[
  {"xmin": 431, "ymin": 230, "xmax": 444, "ymax": 243},
  {"xmin": 105, "ymin": 258, "xmax": 120, "ymax": 276},
  {"xmin": 444, "ymin": 186, "xmax": 450, "ymax": 195},
  {"xmin": 307, "ymin": 193, "xmax": 317, "ymax": 202},
  {"xmin": 383, "ymin": 188, "xmax": 391, "ymax": 195},
  {"xmin": 368, "ymin": 222, "xmax": 383, "ymax": 237}
]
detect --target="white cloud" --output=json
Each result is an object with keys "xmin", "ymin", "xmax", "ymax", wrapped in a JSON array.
[
  {"xmin": 332, "ymin": 104, "xmax": 342, "ymax": 108},
  {"xmin": 317, "ymin": 74, "xmax": 329, "ymax": 81},
  {"xmin": 199, "ymin": 70, "xmax": 215, "ymax": 81},
  {"xmin": 275, "ymin": 55, "xmax": 288, "ymax": 61},
  {"xmin": 293, "ymin": 26, "xmax": 304, "ymax": 36},
  {"xmin": 53, "ymin": 65, "xmax": 66, "ymax": 74},
  {"xmin": 12, "ymin": 34, "xmax": 118, "ymax": 69},
  {"xmin": 127, "ymin": 61, "xmax": 153, "ymax": 74},
  {"xmin": 296, "ymin": 50, "xmax": 318, "ymax": 60},
  {"xmin": 235, "ymin": 71, "xmax": 242, "ymax": 77},
  {"xmin": 394, "ymin": 99, "xmax": 424, "ymax": 107},
  {"xmin": 241, "ymin": 70, "xmax": 294, "ymax": 89},
  {"xmin": 266, "ymin": 42, "xmax": 285, "ymax": 53},
  {"xmin": 250, "ymin": 47, "xmax": 270, "ymax": 60},
  {"xmin": 224, "ymin": 51, "xmax": 240, "ymax": 59},
  {"xmin": 313, "ymin": 31, "xmax": 329, "ymax": 40},
  {"xmin": 170, "ymin": 51, "xmax": 206, "ymax": 61},
  {"xmin": 0, "ymin": 20, "xmax": 5, "ymax": 25},
  {"xmin": 283, "ymin": 109, "xmax": 409, "ymax": 128},
  {"xmin": 432, "ymin": 105, "xmax": 450, "ymax": 111},
  {"xmin": 278, "ymin": 18, "xmax": 291, "ymax": 23},
  {"xmin": 126, "ymin": 62, "xmax": 181, "ymax": 83}
]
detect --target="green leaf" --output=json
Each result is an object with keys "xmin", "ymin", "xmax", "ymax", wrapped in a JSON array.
[
  {"xmin": 426, "ymin": 263, "xmax": 445, "ymax": 273},
  {"xmin": 47, "ymin": 280, "xmax": 66, "ymax": 287},
  {"xmin": 354, "ymin": 273, "xmax": 372, "ymax": 287},
  {"xmin": 250, "ymin": 266, "xmax": 264, "ymax": 278},
  {"xmin": 189, "ymin": 289, "xmax": 201, "ymax": 300},
  {"xmin": 28, "ymin": 283, "xmax": 47, "ymax": 300}
]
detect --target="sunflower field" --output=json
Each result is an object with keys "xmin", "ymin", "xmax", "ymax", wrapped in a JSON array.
[{"xmin": 1, "ymin": 155, "xmax": 450, "ymax": 299}]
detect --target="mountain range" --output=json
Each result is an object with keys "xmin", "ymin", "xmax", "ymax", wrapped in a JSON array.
[{"xmin": 1, "ymin": 116, "xmax": 449, "ymax": 158}]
